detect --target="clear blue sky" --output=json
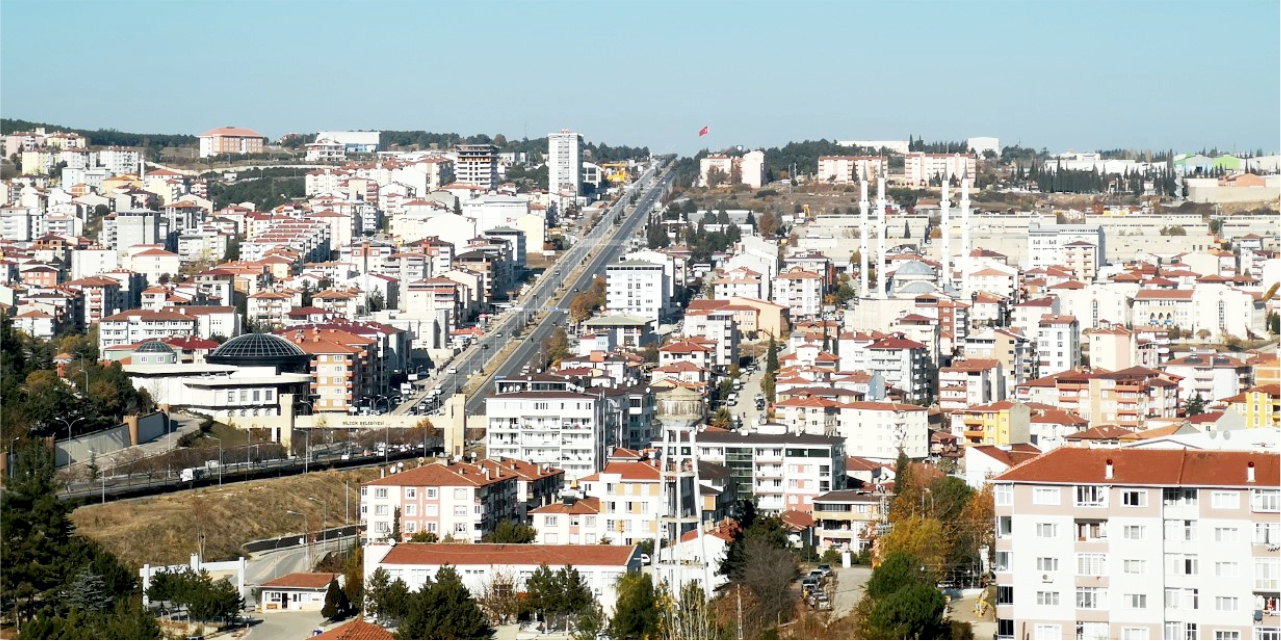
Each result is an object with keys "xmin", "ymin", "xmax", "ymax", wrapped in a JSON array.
[{"xmin": 3, "ymin": 1, "xmax": 1278, "ymax": 156}]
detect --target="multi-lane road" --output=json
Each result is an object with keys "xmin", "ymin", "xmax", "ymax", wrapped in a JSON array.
[{"xmin": 394, "ymin": 162, "xmax": 672, "ymax": 417}]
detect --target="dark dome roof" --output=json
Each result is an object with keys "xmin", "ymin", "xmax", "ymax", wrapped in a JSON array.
[
  {"xmin": 208, "ymin": 333, "xmax": 309, "ymax": 371},
  {"xmin": 135, "ymin": 340, "xmax": 175, "ymax": 354}
]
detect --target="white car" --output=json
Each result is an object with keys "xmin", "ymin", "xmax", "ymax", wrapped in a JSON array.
[{"xmin": 446, "ymin": 367, "xmax": 458, "ymax": 375}]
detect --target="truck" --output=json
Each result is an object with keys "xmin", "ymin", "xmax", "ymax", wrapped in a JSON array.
[{"xmin": 180, "ymin": 468, "xmax": 205, "ymax": 483}]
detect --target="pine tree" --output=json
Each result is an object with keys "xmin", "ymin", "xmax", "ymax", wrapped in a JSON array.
[
  {"xmin": 321, "ymin": 578, "xmax": 348, "ymax": 620},
  {"xmin": 66, "ymin": 568, "xmax": 112, "ymax": 613}
]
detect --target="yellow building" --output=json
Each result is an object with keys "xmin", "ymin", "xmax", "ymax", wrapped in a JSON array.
[
  {"xmin": 1230, "ymin": 384, "xmax": 1280, "ymax": 429},
  {"xmin": 954, "ymin": 400, "xmax": 1031, "ymax": 446}
]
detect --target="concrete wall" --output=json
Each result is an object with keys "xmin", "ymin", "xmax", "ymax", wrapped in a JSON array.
[{"xmin": 56, "ymin": 412, "xmax": 169, "ymax": 467}]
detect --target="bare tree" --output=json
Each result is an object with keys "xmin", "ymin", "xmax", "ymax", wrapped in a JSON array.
[
  {"xmin": 477, "ymin": 567, "xmax": 521, "ymax": 625},
  {"xmin": 741, "ymin": 537, "xmax": 798, "ymax": 630}
]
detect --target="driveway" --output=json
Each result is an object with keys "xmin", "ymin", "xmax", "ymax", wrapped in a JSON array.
[
  {"xmin": 827, "ymin": 564, "xmax": 872, "ymax": 615},
  {"xmin": 243, "ymin": 610, "xmax": 327, "ymax": 640}
]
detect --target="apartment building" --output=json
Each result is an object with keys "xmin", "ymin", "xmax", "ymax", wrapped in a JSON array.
[
  {"xmin": 98, "ymin": 309, "xmax": 198, "ymax": 351},
  {"xmin": 577, "ymin": 459, "xmax": 696, "ymax": 546},
  {"xmin": 836, "ymin": 401, "xmax": 930, "ymax": 460},
  {"xmin": 992, "ymin": 448, "xmax": 1280, "ymax": 641},
  {"xmin": 939, "ymin": 358, "xmax": 1005, "ymax": 412},
  {"xmin": 280, "ymin": 331, "xmax": 369, "ymax": 414},
  {"xmin": 1016, "ymin": 367, "xmax": 1180, "ymax": 430},
  {"xmin": 695, "ymin": 430, "xmax": 846, "ymax": 513},
  {"xmin": 361, "ymin": 461, "xmax": 519, "ymax": 542},
  {"xmin": 772, "ymin": 268, "xmax": 823, "ymax": 319},
  {"xmin": 1227, "ymin": 385, "xmax": 1281, "ymax": 430},
  {"xmin": 864, "ymin": 337, "xmax": 933, "ymax": 402},
  {"xmin": 547, "ymin": 130, "xmax": 582, "ymax": 198},
  {"xmin": 62, "ymin": 275, "xmax": 123, "ymax": 327},
  {"xmin": 953, "ymin": 400, "xmax": 1032, "ymax": 447},
  {"xmin": 606, "ymin": 260, "xmax": 669, "ymax": 324},
  {"xmin": 485, "ymin": 387, "xmax": 611, "ymax": 481},
  {"xmin": 812, "ymin": 489, "xmax": 885, "ymax": 553},
  {"xmin": 713, "ymin": 267, "xmax": 765, "ymax": 300},
  {"xmin": 454, "ymin": 144, "xmax": 499, "ymax": 190},
  {"xmin": 1036, "ymin": 315, "xmax": 1081, "ymax": 377},
  {"xmin": 1025, "ymin": 223, "xmax": 1106, "ymax": 273},
  {"xmin": 698, "ymin": 152, "xmax": 766, "ymax": 189},
  {"xmin": 902, "ymin": 152, "xmax": 977, "ymax": 186},
  {"xmin": 816, "ymin": 156, "xmax": 886, "ymax": 184},
  {"xmin": 198, "ymin": 126, "xmax": 266, "ymax": 158},
  {"xmin": 1163, "ymin": 353, "xmax": 1253, "ymax": 403}
]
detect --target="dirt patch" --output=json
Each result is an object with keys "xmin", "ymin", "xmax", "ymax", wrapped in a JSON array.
[{"xmin": 71, "ymin": 467, "xmax": 386, "ymax": 569}]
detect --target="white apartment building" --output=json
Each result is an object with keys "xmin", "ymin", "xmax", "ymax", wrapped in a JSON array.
[
  {"xmin": 364, "ymin": 543, "xmax": 640, "ymax": 617},
  {"xmin": 486, "ymin": 389, "xmax": 610, "ymax": 480},
  {"xmin": 836, "ymin": 401, "xmax": 930, "ymax": 460},
  {"xmin": 773, "ymin": 268, "xmax": 823, "ymax": 319},
  {"xmin": 698, "ymin": 151, "xmax": 766, "ymax": 189},
  {"xmin": 547, "ymin": 130, "xmax": 582, "ymax": 198},
  {"xmin": 1026, "ymin": 223, "xmax": 1106, "ymax": 272},
  {"xmin": 694, "ymin": 431, "xmax": 846, "ymax": 514},
  {"xmin": 713, "ymin": 267, "xmax": 766, "ymax": 300},
  {"xmin": 606, "ymin": 260, "xmax": 669, "ymax": 325},
  {"xmin": 360, "ymin": 461, "xmax": 519, "ymax": 542},
  {"xmin": 992, "ymin": 448, "xmax": 1280, "ymax": 641},
  {"xmin": 1036, "ymin": 315, "xmax": 1081, "ymax": 378},
  {"xmin": 98, "ymin": 309, "xmax": 197, "ymax": 351},
  {"xmin": 577, "ymin": 459, "xmax": 697, "ymax": 547},
  {"xmin": 454, "ymin": 144, "xmax": 499, "ymax": 190},
  {"xmin": 903, "ymin": 153, "xmax": 977, "ymax": 186},
  {"xmin": 816, "ymin": 156, "xmax": 886, "ymax": 184},
  {"xmin": 679, "ymin": 312, "xmax": 738, "ymax": 371},
  {"xmin": 863, "ymin": 337, "xmax": 933, "ymax": 403}
]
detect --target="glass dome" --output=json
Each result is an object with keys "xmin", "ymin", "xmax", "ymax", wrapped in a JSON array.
[
  {"xmin": 134, "ymin": 340, "xmax": 175, "ymax": 354},
  {"xmin": 207, "ymin": 333, "xmax": 310, "ymax": 372}
]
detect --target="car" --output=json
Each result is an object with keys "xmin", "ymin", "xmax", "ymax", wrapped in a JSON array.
[
  {"xmin": 817, "ymin": 563, "xmax": 833, "ymax": 577},
  {"xmin": 446, "ymin": 367, "xmax": 458, "ymax": 374},
  {"xmin": 640, "ymin": 553, "xmax": 651, "ymax": 564},
  {"xmin": 801, "ymin": 577, "xmax": 819, "ymax": 592}
]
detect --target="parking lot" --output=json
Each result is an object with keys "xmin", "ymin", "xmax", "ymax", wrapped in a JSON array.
[{"xmin": 797, "ymin": 562, "xmax": 873, "ymax": 615}]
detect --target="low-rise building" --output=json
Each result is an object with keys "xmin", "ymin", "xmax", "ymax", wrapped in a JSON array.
[{"xmin": 360, "ymin": 461, "xmax": 520, "ymax": 543}]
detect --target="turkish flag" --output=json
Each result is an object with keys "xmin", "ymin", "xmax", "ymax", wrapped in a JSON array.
[{"xmin": 698, "ymin": 126, "xmax": 709, "ymax": 137}]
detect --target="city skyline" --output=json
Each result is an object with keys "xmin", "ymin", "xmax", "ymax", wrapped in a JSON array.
[{"xmin": 2, "ymin": 1, "xmax": 1279, "ymax": 156}]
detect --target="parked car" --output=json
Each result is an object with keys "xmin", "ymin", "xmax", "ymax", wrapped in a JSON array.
[{"xmin": 816, "ymin": 563, "xmax": 833, "ymax": 577}]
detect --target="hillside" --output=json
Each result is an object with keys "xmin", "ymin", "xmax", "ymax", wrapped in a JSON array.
[{"xmin": 0, "ymin": 117, "xmax": 198, "ymax": 150}]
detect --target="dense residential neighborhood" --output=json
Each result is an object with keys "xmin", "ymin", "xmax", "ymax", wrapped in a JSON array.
[{"xmin": 2, "ymin": 2, "xmax": 1279, "ymax": 640}]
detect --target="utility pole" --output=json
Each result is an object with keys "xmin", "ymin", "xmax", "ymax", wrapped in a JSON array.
[{"xmin": 736, "ymin": 588, "xmax": 744, "ymax": 640}]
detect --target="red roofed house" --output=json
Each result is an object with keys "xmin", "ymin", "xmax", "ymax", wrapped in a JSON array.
[
  {"xmin": 811, "ymin": 489, "xmax": 884, "ymax": 554},
  {"xmin": 365, "ymin": 543, "xmax": 641, "ymax": 616},
  {"xmin": 309, "ymin": 618, "xmax": 394, "ymax": 640},
  {"xmin": 362, "ymin": 460, "xmax": 520, "ymax": 543},
  {"xmin": 578, "ymin": 459, "xmax": 695, "ymax": 547},
  {"xmin": 992, "ymin": 448, "xmax": 1280, "ymax": 640},
  {"xmin": 962, "ymin": 444, "xmax": 1041, "ymax": 488},
  {"xmin": 258, "ymin": 572, "xmax": 340, "ymax": 612},
  {"xmin": 199, "ymin": 126, "xmax": 266, "ymax": 158}
]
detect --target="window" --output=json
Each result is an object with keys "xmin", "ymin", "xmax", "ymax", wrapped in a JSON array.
[
  {"xmin": 1255, "ymin": 627, "xmax": 1281, "ymax": 641},
  {"xmin": 1165, "ymin": 554, "xmax": 1199, "ymax": 576},
  {"xmin": 375, "ymin": 488, "xmax": 388, "ymax": 499},
  {"xmin": 1037, "ymin": 523, "xmax": 1058, "ymax": 538},
  {"xmin": 1035, "ymin": 591, "xmax": 1059, "ymax": 606},
  {"xmin": 1124, "ymin": 593, "xmax": 1148, "ymax": 609},
  {"xmin": 404, "ymin": 504, "xmax": 417, "ymax": 517},
  {"xmin": 544, "ymin": 516, "xmax": 558, "ymax": 528},
  {"xmin": 1256, "ymin": 522, "xmax": 1280, "ymax": 545},
  {"xmin": 1215, "ymin": 561, "xmax": 1239, "ymax": 577},
  {"xmin": 1124, "ymin": 559, "xmax": 1145, "ymax": 574},
  {"xmin": 1214, "ymin": 632, "xmax": 1241, "ymax": 641},
  {"xmin": 374, "ymin": 505, "xmax": 388, "ymax": 516},
  {"xmin": 996, "ymin": 586, "xmax": 1014, "ymax": 605},
  {"xmin": 454, "ymin": 488, "xmax": 468, "ymax": 500},
  {"xmin": 1215, "ymin": 527, "xmax": 1239, "ymax": 543},
  {"xmin": 1037, "ymin": 557, "xmax": 1059, "ymax": 572},
  {"xmin": 1034, "ymin": 624, "xmax": 1061, "ymax": 640},
  {"xmin": 1163, "ymin": 487, "xmax": 1198, "ymax": 506},
  {"xmin": 1077, "ymin": 554, "xmax": 1106, "ymax": 576},
  {"xmin": 1076, "ymin": 520, "xmax": 1108, "ymax": 541},
  {"xmin": 1164, "ymin": 519, "xmax": 1196, "ymax": 542},
  {"xmin": 405, "ymin": 488, "xmax": 417, "ymax": 499},
  {"xmin": 1214, "ymin": 596, "xmax": 1239, "ymax": 612},
  {"xmin": 1075, "ymin": 485, "xmax": 1107, "ymax": 507},
  {"xmin": 1212, "ymin": 491, "xmax": 1240, "ymax": 509},
  {"xmin": 998, "ymin": 516, "xmax": 1013, "ymax": 537},
  {"xmin": 1034, "ymin": 487, "xmax": 1061, "ymax": 505},
  {"xmin": 425, "ymin": 505, "xmax": 437, "ymax": 517},
  {"xmin": 1124, "ymin": 525, "xmax": 1146, "ymax": 540},
  {"xmin": 1075, "ymin": 587, "xmax": 1105, "ymax": 609},
  {"xmin": 1164, "ymin": 623, "xmax": 1198, "ymax": 640},
  {"xmin": 1253, "ymin": 489, "xmax": 1280, "ymax": 512},
  {"xmin": 404, "ymin": 521, "xmax": 417, "ymax": 533},
  {"xmin": 1257, "ymin": 557, "xmax": 1280, "ymax": 590},
  {"xmin": 1076, "ymin": 621, "xmax": 1109, "ymax": 640},
  {"xmin": 426, "ymin": 488, "xmax": 437, "ymax": 498},
  {"xmin": 995, "ymin": 551, "xmax": 1011, "ymax": 572},
  {"xmin": 1121, "ymin": 628, "xmax": 1149, "ymax": 641},
  {"xmin": 453, "ymin": 506, "xmax": 467, "ymax": 517},
  {"xmin": 1121, "ymin": 490, "xmax": 1147, "ymax": 507},
  {"xmin": 995, "ymin": 484, "xmax": 1013, "ymax": 505}
]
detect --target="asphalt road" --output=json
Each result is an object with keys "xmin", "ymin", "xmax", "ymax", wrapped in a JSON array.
[{"xmin": 393, "ymin": 162, "xmax": 672, "ymax": 418}]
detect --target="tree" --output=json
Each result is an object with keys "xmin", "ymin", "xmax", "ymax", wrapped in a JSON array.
[
  {"xmin": 365, "ymin": 568, "xmax": 412, "ymax": 625},
  {"xmin": 609, "ymin": 572, "xmax": 660, "ymax": 640},
  {"xmin": 66, "ymin": 568, "xmax": 113, "ymax": 614},
  {"xmin": 541, "ymin": 327, "xmax": 570, "ymax": 368},
  {"xmin": 391, "ymin": 507, "xmax": 402, "ymax": 541},
  {"xmin": 2, "ymin": 442, "xmax": 75, "ymax": 623},
  {"xmin": 866, "ymin": 582, "xmax": 948, "ymax": 640},
  {"xmin": 878, "ymin": 516, "xmax": 949, "ymax": 581},
  {"xmin": 396, "ymin": 566, "xmax": 491, "ymax": 640},
  {"xmin": 706, "ymin": 166, "xmax": 727, "ymax": 188},
  {"xmin": 1183, "ymin": 393, "xmax": 1206, "ymax": 417},
  {"xmin": 657, "ymin": 581, "xmax": 720, "ymax": 641},
  {"xmin": 865, "ymin": 552, "xmax": 931, "ymax": 601},
  {"xmin": 321, "ymin": 578, "xmax": 351, "ymax": 620},
  {"xmin": 409, "ymin": 531, "xmax": 439, "ymax": 543},
  {"xmin": 525, "ymin": 565, "xmax": 597, "ymax": 633},
  {"xmin": 757, "ymin": 211, "xmax": 780, "ymax": 238},
  {"xmin": 477, "ymin": 567, "xmax": 522, "ymax": 626},
  {"xmin": 482, "ymin": 520, "xmax": 537, "ymax": 544}
]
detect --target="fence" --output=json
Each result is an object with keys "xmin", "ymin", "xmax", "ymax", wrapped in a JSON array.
[{"xmin": 55, "ymin": 412, "xmax": 170, "ymax": 467}]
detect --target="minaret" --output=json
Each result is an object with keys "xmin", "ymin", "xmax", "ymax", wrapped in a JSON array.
[
  {"xmin": 858, "ymin": 165, "xmax": 870, "ymax": 297},
  {"xmin": 960, "ymin": 167, "xmax": 972, "ymax": 299},
  {"xmin": 876, "ymin": 165, "xmax": 888, "ymax": 298},
  {"xmin": 940, "ymin": 172, "xmax": 951, "ymax": 292}
]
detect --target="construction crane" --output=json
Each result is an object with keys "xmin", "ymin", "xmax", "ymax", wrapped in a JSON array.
[{"xmin": 602, "ymin": 162, "xmax": 631, "ymax": 184}]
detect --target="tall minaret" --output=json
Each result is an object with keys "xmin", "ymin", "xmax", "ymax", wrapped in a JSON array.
[
  {"xmin": 940, "ymin": 172, "xmax": 951, "ymax": 292},
  {"xmin": 858, "ymin": 165, "xmax": 870, "ymax": 296},
  {"xmin": 876, "ymin": 165, "xmax": 888, "ymax": 298},
  {"xmin": 960, "ymin": 166, "xmax": 972, "ymax": 299}
]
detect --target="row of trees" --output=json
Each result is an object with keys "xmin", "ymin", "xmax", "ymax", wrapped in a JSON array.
[
  {"xmin": 143, "ymin": 568, "xmax": 243, "ymax": 623},
  {"xmin": 0, "ymin": 118, "xmax": 197, "ymax": 152},
  {"xmin": 2, "ymin": 444, "xmax": 162, "ymax": 639},
  {"xmin": 208, "ymin": 175, "xmax": 306, "ymax": 210}
]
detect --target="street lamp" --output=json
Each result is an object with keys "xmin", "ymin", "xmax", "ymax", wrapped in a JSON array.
[
  {"xmin": 209, "ymin": 435, "xmax": 223, "ymax": 486},
  {"xmin": 52, "ymin": 416, "xmax": 92, "ymax": 465},
  {"xmin": 286, "ymin": 509, "xmax": 311, "ymax": 570}
]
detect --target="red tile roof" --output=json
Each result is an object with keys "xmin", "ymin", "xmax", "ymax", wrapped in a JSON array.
[
  {"xmin": 259, "ymin": 572, "xmax": 338, "ymax": 590},
  {"xmin": 310, "ymin": 619, "xmax": 394, "ymax": 640},
  {"xmin": 366, "ymin": 462, "xmax": 514, "ymax": 487},
  {"xmin": 995, "ymin": 448, "xmax": 1279, "ymax": 487},
  {"xmin": 379, "ymin": 543, "xmax": 636, "ymax": 567},
  {"xmin": 530, "ymin": 497, "xmax": 601, "ymax": 515}
]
